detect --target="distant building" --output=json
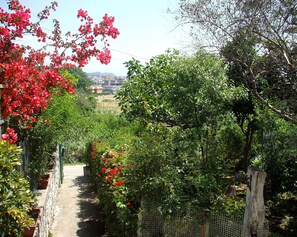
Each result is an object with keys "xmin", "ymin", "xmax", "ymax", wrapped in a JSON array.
[
  {"xmin": 88, "ymin": 85, "xmax": 103, "ymax": 94},
  {"xmin": 102, "ymin": 85, "xmax": 121, "ymax": 94},
  {"xmin": 87, "ymin": 73, "xmax": 126, "ymax": 94}
]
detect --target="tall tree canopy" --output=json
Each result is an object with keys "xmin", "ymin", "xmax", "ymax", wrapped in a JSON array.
[
  {"xmin": 117, "ymin": 50, "xmax": 235, "ymax": 131},
  {"xmin": 178, "ymin": 0, "xmax": 297, "ymax": 124}
]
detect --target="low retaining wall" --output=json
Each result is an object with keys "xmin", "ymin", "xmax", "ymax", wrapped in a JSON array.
[{"xmin": 34, "ymin": 147, "xmax": 61, "ymax": 237}]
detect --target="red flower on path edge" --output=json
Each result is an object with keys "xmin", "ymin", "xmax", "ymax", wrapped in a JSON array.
[
  {"xmin": 115, "ymin": 181, "xmax": 123, "ymax": 186},
  {"xmin": 108, "ymin": 169, "xmax": 117, "ymax": 176}
]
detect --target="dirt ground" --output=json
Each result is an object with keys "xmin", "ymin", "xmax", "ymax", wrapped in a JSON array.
[{"xmin": 51, "ymin": 165, "xmax": 107, "ymax": 237}]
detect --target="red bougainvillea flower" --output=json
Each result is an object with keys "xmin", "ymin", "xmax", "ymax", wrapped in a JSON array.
[
  {"xmin": 118, "ymin": 166, "xmax": 123, "ymax": 172},
  {"xmin": 101, "ymin": 167, "xmax": 107, "ymax": 173},
  {"xmin": 97, "ymin": 173, "xmax": 101, "ymax": 177},
  {"xmin": 108, "ymin": 169, "xmax": 117, "ymax": 176},
  {"xmin": 0, "ymin": 1, "xmax": 119, "ymax": 130},
  {"xmin": 102, "ymin": 158, "xmax": 110, "ymax": 164},
  {"xmin": 115, "ymin": 181, "xmax": 123, "ymax": 186},
  {"xmin": 1, "ymin": 127, "xmax": 18, "ymax": 143},
  {"xmin": 106, "ymin": 176, "xmax": 112, "ymax": 182},
  {"xmin": 108, "ymin": 153, "xmax": 115, "ymax": 158},
  {"xmin": 91, "ymin": 145, "xmax": 96, "ymax": 150},
  {"xmin": 127, "ymin": 202, "xmax": 131, "ymax": 206},
  {"xmin": 90, "ymin": 152, "xmax": 96, "ymax": 158}
]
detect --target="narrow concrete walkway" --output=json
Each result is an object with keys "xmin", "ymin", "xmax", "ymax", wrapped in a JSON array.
[{"xmin": 51, "ymin": 165, "xmax": 106, "ymax": 237}]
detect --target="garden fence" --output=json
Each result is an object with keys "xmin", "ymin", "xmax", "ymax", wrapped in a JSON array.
[
  {"xmin": 19, "ymin": 137, "xmax": 30, "ymax": 174},
  {"xmin": 138, "ymin": 209, "xmax": 244, "ymax": 237}
]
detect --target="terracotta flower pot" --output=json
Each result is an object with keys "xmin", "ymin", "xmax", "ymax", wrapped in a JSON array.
[
  {"xmin": 47, "ymin": 162, "xmax": 55, "ymax": 170},
  {"xmin": 83, "ymin": 165, "xmax": 91, "ymax": 176},
  {"xmin": 38, "ymin": 174, "xmax": 50, "ymax": 189},
  {"xmin": 23, "ymin": 208, "xmax": 40, "ymax": 237}
]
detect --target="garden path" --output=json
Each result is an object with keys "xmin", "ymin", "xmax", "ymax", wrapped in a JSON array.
[{"xmin": 51, "ymin": 164, "xmax": 106, "ymax": 237}]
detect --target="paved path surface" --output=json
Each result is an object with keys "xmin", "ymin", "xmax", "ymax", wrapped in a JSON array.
[{"xmin": 51, "ymin": 165, "xmax": 106, "ymax": 237}]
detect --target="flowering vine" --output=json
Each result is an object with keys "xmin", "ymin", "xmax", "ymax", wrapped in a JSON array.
[
  {"xmin": 0, "ymin": 0, "xmax": 119, "ymax": 138},
  {"xmin": 1, "ymin": 127, "xmax": 18, "ymax": 143},
  {"xmin": 89, "ymin": 142, "xmax": 131, "ymax": 208}
]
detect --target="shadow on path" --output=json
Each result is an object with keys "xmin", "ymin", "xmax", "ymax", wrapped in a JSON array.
[{"xmin": 74, "ymin": 175, "xmax": 107, "ymax": 237}]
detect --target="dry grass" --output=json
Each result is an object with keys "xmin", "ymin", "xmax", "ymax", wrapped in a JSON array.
[{"xmin": 96, "ymin": 94, "xmax": 121, "ymax": 113}]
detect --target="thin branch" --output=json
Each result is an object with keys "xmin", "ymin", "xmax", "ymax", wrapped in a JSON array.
[{"xmin": 248, "ymin": 67, "xmax": 297, "ymax": 125}]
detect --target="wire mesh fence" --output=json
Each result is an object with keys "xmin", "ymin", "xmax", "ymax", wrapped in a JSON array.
[{"xmin": 138, "ymin": 209, "xmax": 244, "ymax": 237}]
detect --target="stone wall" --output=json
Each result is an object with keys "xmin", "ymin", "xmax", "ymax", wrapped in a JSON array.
[{"xmin": 33, "ymin": 147, "xmax": 61, "ymax": 237}]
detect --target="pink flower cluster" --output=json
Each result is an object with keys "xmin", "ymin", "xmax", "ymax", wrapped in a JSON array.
[
  {"xmin": 0, "ymin": 0, "xmax": 120, "ymax": 139},
  {"xmin": 1, "ymin": 127, "xmax": 18, "ymax": 144}
]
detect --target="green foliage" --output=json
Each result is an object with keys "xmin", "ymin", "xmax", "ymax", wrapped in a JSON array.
[
  {"xmin": 179, "ymin": 0, "xmax": 297, "ymax": 125},
  {"xmin": 29, "ymin": 91, "xmax": 80, "ymax": 172},
  {"xmin": 254, "ymin": 108, "xmax": 297, "ymax": 198},
  {"xmin": 0, "ymin": 140, "xmax": 34, "ymax": 236},
  {"xmin": 67, "ymin": 67, "xmax": 92, "ymax": 92},
  {"xmin": 86, "ymin": 116, "xmax": 141, "ymax": 237},
  {"xmin": 117, "ymin": 49, "xmax": 234, "ymax": 130},
  {"xmin": 125, "ymin": 125, "xmax": 221, "ymax": 216},
  {"xmin": 212, "ymin": 195, "xmax": 245, "ymax": 218},
  {"xmin": 29, "ymin": 69, "xmax": 97, "ymax": 176},
  {"xmin": 116, "ymin": 49, "xmax": 247, "ymax": 216}
]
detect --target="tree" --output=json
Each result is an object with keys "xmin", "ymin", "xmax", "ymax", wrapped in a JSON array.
[
  {"xmin": 117, "ymin": 49, "xmax": 254, "ymax": 171},
  {"xmin": 116, "ymin": 50, "xmax": 249, "ymax": 218},
  {"xmin": 0, "ymin": 0, "xmax": 119, "ymax": 140},
  {"xmin": 67, "ymin": 67, "xmax": 92, "ymax": 92},
  {"xmin": 117, "ymin": 49, "xmax": 234, "ymax": 131},
  {"xmin": 177, "ymin": 0, "xmax": 297, "ymax": 125}
]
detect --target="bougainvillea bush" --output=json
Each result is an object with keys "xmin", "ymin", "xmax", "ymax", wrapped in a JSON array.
[
  {"xmin": 0, "ymin": 140, "xmax": 34, "ymax": 236},
  {"xmin": 0, "ymin": 0, "xmax": 119, "ymax": 140},
  {"xmin": 89, "ymin": 141, "xmax": 139, "ymax": 237},
  {"xmin": 84, "ymin": 115, "xmax": 142, "ymax": 236}
]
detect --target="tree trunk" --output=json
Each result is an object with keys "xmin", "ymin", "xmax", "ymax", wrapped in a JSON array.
[
  {"xmin": 242, "ymin": 167, "xmax": 268, "ymax": 237},
  {"xmin": 237, "ymin": 118, "xmax": 255, "ymax": 171}
]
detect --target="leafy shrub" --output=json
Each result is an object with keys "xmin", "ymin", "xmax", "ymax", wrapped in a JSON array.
[
  {"xmin": 0, "ymin": 140, "xmax": 34, "ymax": 236},
  {"xmin": 86, "ymin": 115, "xmax": 141, "ymax": 236},
  {"xmin": 125, "ymin": 125, "xmax": 221, "ymax": 216}
]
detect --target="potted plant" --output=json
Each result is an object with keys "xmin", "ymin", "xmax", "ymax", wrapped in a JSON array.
[
  {"xmin": 83, "ymin": 165, "xmax": 91, "ymax": 176},
  {"xmin": 38, "ymin": 174, "xmax": 50, "ymax": 189},
  {"xmin": 23, "ymin": 208, "xmax": 41, "ymax": 237},
  {"xmin": 47, "ymin": 161, "xmax": 55, "ymax": 170}
]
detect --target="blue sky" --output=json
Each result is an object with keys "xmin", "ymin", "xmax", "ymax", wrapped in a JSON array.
[{"xmin": 2, "ymin": 0, "xmax": 192, "ymax": 76}]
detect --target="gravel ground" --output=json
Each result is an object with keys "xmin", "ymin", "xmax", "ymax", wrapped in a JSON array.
[{"xmin": 51, "ymin": 165, "xmax": 106, "ymax": 237}]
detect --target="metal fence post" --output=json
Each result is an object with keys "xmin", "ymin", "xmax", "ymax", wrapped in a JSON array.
[{"xmin": 59, "ymin": 144, "xmax": 64, "ymax": 184}]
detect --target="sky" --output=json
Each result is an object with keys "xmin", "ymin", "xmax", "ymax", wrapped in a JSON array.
[{"xmin": 1, "ymin": 0, "xmax": 193, "ymax": 76}]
